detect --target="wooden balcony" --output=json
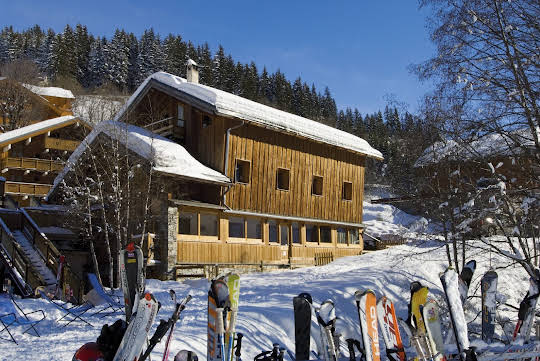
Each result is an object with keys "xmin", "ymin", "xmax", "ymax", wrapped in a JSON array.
[
  {"xmin": 43, "ymin": 136, "xmax": 79, "ymax": 151},
  {"xmin": 5, "ymin": 181, "xmax": 52, "ymax": 196},
  {"xmin": 2, "ymin": 157, "xmax": 64, "ymax": 172}
]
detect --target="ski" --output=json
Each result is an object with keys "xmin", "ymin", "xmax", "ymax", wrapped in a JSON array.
[
  {"xmin": 294, "ymin": 293, "xmax": 313, "ymax": 361},
  {"xmin": 113, "ymin": 292, "xmax": 159, "ymax": 361},
  {"xmin": 513, "ymin": 276, "xmax": 540, "ymax": 343},
  {"xmin": 208, "ymin": 278, "xmax": 229, "ymax": 361},
  {"xmin": 421, "ymin": 299, "xmax": 445, "ymax": 361},
  {"xmin": 480, "ymin": 270, "xmax": 498, "ymax": 343},
  {"xmin": 355, "ymin": 289, "xmax": 381, "ymax": 361},
  {"xmin": 440, "ymin": 268, "xmax": 473, "ymax": 361},
  {"xmin": 120, "ymin": 242, "xmax": 145, "ymax": 321},
  {"xmin": 316, "ymin": 299, "xmax": 339, "ymax": 361},
  {"xmin": 407, "ymin": 282, "xmax": 432, "ymax": 360},
  {"xmin": 376, "ymin": 295, "xmax": 407, "ymax": 361},
  {"xmin": 458, "ymin": 260, "xmax": 476, "ymax": 305},
  {"xmin": 226, "ymin": 274, "xmax": 240, "ymax": 361}
]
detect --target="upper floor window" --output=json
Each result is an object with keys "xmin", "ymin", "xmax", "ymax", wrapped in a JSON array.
[
  {"xmin": 276, "ymin": 168, "xmax": 290, "ymax": 191},
  {"xmin": 342, "ymin": 182, "xmax": 353, "ymax": 201},
  {"xmin": 312, "ymin": 176, "xmax": 323, "ymax": 196},
  {"xmin": 177, "ymin": 104, "xmax": 184, "ymax": 127},
  {"xmin": 235, "ymin": 159, "xmax": 251, "ymax": 184}
]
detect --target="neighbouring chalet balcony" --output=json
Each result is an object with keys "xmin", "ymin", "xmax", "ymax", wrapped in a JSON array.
[
  {"xmin": 5, "ymin": 181, "xmax": 52, "ymax": 196},
  {"xmin": 1, "ymin": 157, "xmax": 65, "ymax": 173},
  {"xmin": 43, "ymin": 136, "xmax": 79, "ymax": 151},
  {"xmin": 143, "ymin": 117, "xmax": 174, "ymax": 138}
]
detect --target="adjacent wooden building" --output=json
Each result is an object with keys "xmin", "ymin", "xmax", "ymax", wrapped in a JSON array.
[{"xmin": 51, "ymin": 65, "xmax": 382, "ymax": 277}]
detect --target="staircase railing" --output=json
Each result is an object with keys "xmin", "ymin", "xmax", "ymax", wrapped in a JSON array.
[
  {"xmin": 19, "ymin": 209, "xmax": 84, "ymax": 303},
  {"xmin": 0, "ymin": 216, "xmax": 44, "ymax": 294}
]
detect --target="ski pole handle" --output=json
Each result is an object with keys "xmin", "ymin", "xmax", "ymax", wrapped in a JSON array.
[
  {"xmin": 235, "ymin": 333, "xmax": 243, "ymax": 359},
  {"xmin": 278, "ymin": 348, "xmax": 285, "ymax": 361}
]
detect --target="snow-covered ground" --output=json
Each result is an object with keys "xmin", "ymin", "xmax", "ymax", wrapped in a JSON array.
[{"xmin": 0, "ymin": 201, "xmax": 533, "ymax": 360}]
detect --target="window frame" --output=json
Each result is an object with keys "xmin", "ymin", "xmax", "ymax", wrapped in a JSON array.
[
  {"xmin": 312, "ymin": 175, "xmax": 324, "ymax": 196},
  {"xmin": 178, "ymin": 209, "xmax": 220, "ymax": 241},
  {"xmin": 279, "ymin": 223, "xmax": 290, "ymax": 246},
  {"xmin": 227, "ymin": 216, "xmax": 263, "ymax": 243},
  {"xmin": 342, "ymin": 181, "xmax": 353, "ymax": 201},
  {"xmin": 276, "ymin": 167, "xmax": 291, "ymax": 191},
  {"xmin": 234, "ymin": 159, "xmax": 251, "ymax": 184},
  {"xmin": 268, "ymin": 219, "xmax": 279, "ymax": 244}
]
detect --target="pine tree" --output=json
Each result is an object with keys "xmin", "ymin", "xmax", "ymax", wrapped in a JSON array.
[
  {"xmin": 75, "ymin": 24, "xmax": 91, "ymax": 86},
  {"xmin": 163, "ymin": 34, "xmax": 186, "ymax": 78},
  {"xmin": 36, "ymin": 28, "xmax": 55, "ymax": 75},
  {"xmin": 104, "ymin": 29, "xmax": 130, "ymax": 90},
  {"xmin": 87, "ymin": 37, "xmax": 106, "ymax": 88},
  {"xmin": 197, "ymin": 42, "xmax": 213, "ymax": 86},
  {"xmin": 135, "ymin": 28, "xmax": 164, "ymax": 84}
]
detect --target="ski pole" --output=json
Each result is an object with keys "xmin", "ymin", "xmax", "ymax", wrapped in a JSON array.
[
  {"xmin": 278, "ymin": 348, "xmax": 285, "ymax": 361},
  {"xmin": 235, "ymin": 333, "xmax": 243, "ymax": 361},
  {"xmin": 346, "ymin": 339, "xmax": 356, "ymax": 361},
  {"xmin": 226, "ymin": 307, "xmax": 238, "ymax": 361},
  {"xmin": 162, "ymin": 294, "xmax": 193, "ymax": 361}
]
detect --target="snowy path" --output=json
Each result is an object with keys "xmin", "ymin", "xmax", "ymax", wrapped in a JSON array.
[{"xmin": 12, "ymin": 230, "xmax": 56, "ymax": 286}]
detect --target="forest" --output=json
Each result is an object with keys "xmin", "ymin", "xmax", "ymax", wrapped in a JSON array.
[{"xmin": 0, "ymin": 24, "xmax": 437, "ymax": 186}]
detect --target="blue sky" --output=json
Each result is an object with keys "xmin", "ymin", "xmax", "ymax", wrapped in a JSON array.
[{"xmin": 1, "ymin": 0, "xmax": 435, "ymax": 115}]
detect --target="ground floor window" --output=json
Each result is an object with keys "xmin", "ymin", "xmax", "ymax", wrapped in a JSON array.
[
  {"xmin": 229, "ymin": 216, "xmax": 262, "ymax": 241},
  {"xmin": 280, "ymin": 224, "xmax": 289, "ymax": 245},
  {"xmin": 179, "ymin": 210, "xmax": 218, "ymax": 238},
  {"xmin": 247, "ymin": 218, "xmax": 262, "ymax": 239},
  {"xmin": 292, "ymin": 222, "xmax": 301, "ymax": 244},
  {"xmin": 268, "ymin": 220, "xmax": 278, "ymax": 243},
  {"xmin": 229, "ymin": 217, "xmax": 245, "ymax": 238},
  {"xmin": 320, "ymin": 226, "xmax": 332, "ymax": 243},
  {"xmin": 337, "ymin": 227, "xmax": 360, "ymax": 245}
]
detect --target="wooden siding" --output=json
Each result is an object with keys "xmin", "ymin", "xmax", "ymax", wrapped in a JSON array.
[
  {"xmin": 225, "ymin": 123, "xmax": 365, "ymax": 224},
  {"xmin": 2, "ymin": 157, "xmax": 64, "ymax": 172},
  {"xmin": 5, "ymin": 181, "xmax": 51, "ymax": 196},
  {"xmin": 43, "ymin": 136, "xmax": 79, "ymax": 151}
]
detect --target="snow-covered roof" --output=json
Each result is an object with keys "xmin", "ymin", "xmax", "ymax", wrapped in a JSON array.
[
  {"xmin": 22, "ymin": 84, "xmax": 75, "ymax": 99},
  {"xmin": 115, "ymin": 72, "xmax": 383, "ymax": 160},
  {"xmin": 414, "ymin": 128, "xmax": 537, "ymax": 167},
  {"xmin": 72, "ymin": 95, "xmax": 126, "ymax": 124},
  {"xmin": 0, "ymin": 115, "xmax": 78, "ymax": 147},
  {"xmin": 49, "ymin": 121, "xmax": 231, "ymax": 197}
]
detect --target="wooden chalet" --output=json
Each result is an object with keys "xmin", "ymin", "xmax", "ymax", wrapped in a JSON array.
[
  {"xmin": 0, "ymin": 77, "xmax": 74, "ymax": 129},
  {"xmin": 50, "ymin": 63, "xmax": 383, "ymax": 278},
  {"xmin": 0, "ymin": 116, "xmax": 90, "ymax": 206}
]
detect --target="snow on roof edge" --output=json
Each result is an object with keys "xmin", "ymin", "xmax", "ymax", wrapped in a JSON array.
[
  {"xmin": 0, "ymin": 115, "xmax": 78, "ymax": 146},
  {"xmin": 115, "ymin": 72, "xmax": 383, "ymax": 160},
  {"xmin": 48, "ymin": 120, "xmax": 230, "ymax": 199},
  {"xmin": 22, "ymin": 83, "xmax": 75, "ymax": 99}
]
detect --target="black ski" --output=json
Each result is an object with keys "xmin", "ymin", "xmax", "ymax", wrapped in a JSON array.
[
  {"xmin": 480, "ymin": 270, "xmax": 498, "ymax": 343},
  {"xmin": 294, "ymin": 293, "xmax": 313, "ymax": 361}
]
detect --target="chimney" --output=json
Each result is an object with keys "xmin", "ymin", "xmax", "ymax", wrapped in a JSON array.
[{"xmin": 186, "ymin": 59, "xmax": 199, "ymax": 84}]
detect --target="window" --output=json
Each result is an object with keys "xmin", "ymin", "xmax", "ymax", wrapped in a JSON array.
[
  {"xmin": 312, "ymin": 176, "xmax": 323, "ymax": 196},
  {"xmin": 200, "ymin": 214, "xmax": 218, "ymax": 236},
  {"xmin": 179, "ymin": 212, "xmax": 197, "ymax": 235},
  {"xmin": 306, "ymin": 224, "xmax": 318, "ymax": 243},
  {"xmin": 268, "ymin": 220, "xmax": 278, "ymax": 243},
  {"xmin": 247, "ymin": 218, "xmax": 262, "ymax": 239},
  {"xmin": 292, "ymin": 222, "xmax": 300, "ymax": 244},
  {"xmin": 276, "ymin": 168, "xmax": 290, "ymax": 191},
  {"xmin": 177, "ymin": 105, "xmax": 184, "ymax": 127},
  {"xmin": 337, "ymin": 228, "xmax": 347, "ymax": 244},
  {"xmin": 229, "ymin": 217, "xmax": 245, "ymax": 238},
  {"xmin": 280, "ymin": 224, "xmax": 289, "ymax": 246},
  {"xmin": 202, "ymin": 115, "xmax": 212, "ymax": 128},
  {"xmin": 235, "ymin": 159, "xmax": 251, "ymax": 184},
  {"xmin": 342, "ymin": 182, "xmax": 353, "ymax": 201},
  {"xmin": 320, "ymin": 226, "xmax": 332, "ymax": 243},
  {"xmin": 349, "ymin": 229, "xmax": 360, "ymax": 244}
]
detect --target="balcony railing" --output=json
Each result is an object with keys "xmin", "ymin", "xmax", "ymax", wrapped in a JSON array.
[{"xmin": 2, "ymin": 157, "xmax": 64, "ymax": 173}]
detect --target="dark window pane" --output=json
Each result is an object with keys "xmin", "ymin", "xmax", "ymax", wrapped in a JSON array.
[
  {"xmin": 269, "ymin": 220, "xmax": 278, "ymax": 243},
  {"xmin": 337, "ymin": 228, "xmax": 347, "ymax": 244},
  {"xmin": 320, "ymin": 226, "xmax": 331, "ymax": 243},
  {"xmin": 306, "ymin": 224, "xmax": 318, "ymax": 242},
  {"xmin": 229, "ymin": 217, "xmax": 245, "ymax": 238},
  {"xmin": 179, "ymin": 212, "xmax": 197, "ymax": 235},
  {"xmin": 200, "ymin": 213, "xmax": 218, "ymax": 236},
  {"xmin": 280, "ymin": 224, "xmax": 289, "ymax": 245},
  {"xmin": 247, "ymin": 219, "xmax": 262, "ymax": 239},
  {"xmin": 292, "ymin": 222, "xmax": 300, "ymax": 244}
]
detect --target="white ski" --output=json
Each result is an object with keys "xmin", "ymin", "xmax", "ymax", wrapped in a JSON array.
[{"xmin": 113, "ymin": 292, "xmax": 159, "ymax": 361}]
